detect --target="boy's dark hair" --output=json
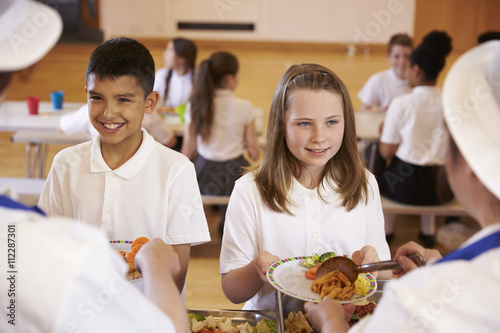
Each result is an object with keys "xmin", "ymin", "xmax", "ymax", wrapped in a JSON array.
[
  {"xmin": 387, "ymin": 33, "xmax": 413, "ymax": 54},
  {"xmin": 411, "ymin": 30, "xmax": 452, "ymax": 81},
  {"xmin": 478, "ymin": 31, "xmax": 500, "ymax": 44},
  {"xmin": 85, "ymin": 37, "xmax": 155, "ymax": 99}
]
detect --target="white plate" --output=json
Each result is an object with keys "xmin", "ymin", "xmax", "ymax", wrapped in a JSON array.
[
  {"xmin": 266, "ymin": 256, "xmax": 377, "ymax": 303},
  {"xmin": 109, "ymin": 240, "xmax": 142, "ymax": 282}
]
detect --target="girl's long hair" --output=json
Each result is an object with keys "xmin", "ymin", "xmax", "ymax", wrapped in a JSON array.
[
  {"xmin": 164, "ymin": 38, "xmax": 197, "ymax": 104},
  {"xmin": 254, "ymin": 63, "xmax": 368, "ymax": 214},
  {"xmin": 190, "ymin": 51, "xmax": 238, "ymax": 141}
]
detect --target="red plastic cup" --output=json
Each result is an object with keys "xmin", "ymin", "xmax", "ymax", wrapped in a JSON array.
[{"xmin": 26, "ymin": 96, "xmax": 40, "ymax": 115}]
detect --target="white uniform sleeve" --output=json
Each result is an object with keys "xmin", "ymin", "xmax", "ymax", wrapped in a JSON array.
[
  {"xmin": 364, "ymin": 172, "xmax": 391, "ymax": 260},
  {"xmin": 38, "ymin": 155, "xmax": 65, "ymax": 217},
  {"xmin": 220, "ymin": 177, "xmax": 260, "ymax": 274},
  {"xmin": 142, "ymin": 112, "xmax": 175, "ymax": 145},
  {"xmin": 59, "ymin": 105, "xmax": 90, "ymax": 135},
  {"xmin": 357, "ymin": 74, "xmax": 382, "ymax": 108},
  {"xmin": 380, "ymin": 97, "xmax": 403, "ymax": 144},
  {"xmin": 165, "ymin": 162, "xmax": 211, "ymax": 245}
]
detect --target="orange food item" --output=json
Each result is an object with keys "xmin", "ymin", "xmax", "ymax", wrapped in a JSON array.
[
  {"xmin": 131, "ymin": 243, "xmax": 143, "ymax": 254},
  {"xmin": 125, "ymin": 251, "xmax": 136, "ymax": 264},
  {"xmin": 305, "ymin": 262, "xmax": 322, "ymax": 280},
  {"xmin": 131, "ymin": 236, "xmax": 150, "ymax": 248},
  {"xmin": 305, "ymin": 270, "xmax": 315, "ymax": 280}
]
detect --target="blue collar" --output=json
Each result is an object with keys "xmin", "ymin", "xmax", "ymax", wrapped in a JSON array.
[
  {"xmin": 437, "ymin": 230, "xmax": 500, "ymax": 263},
  {"xmin": 0, "ymin": 195, "xmax": 46, "ymax": 216}
]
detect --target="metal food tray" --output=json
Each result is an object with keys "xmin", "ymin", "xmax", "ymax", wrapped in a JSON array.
[{"xmin": 187, "ymin": 308, "xmax": 276, "ymax": 326}]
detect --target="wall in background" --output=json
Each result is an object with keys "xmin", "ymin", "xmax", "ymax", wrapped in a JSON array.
[{"xmin": 99, "ymin": 0, "xmax": 415, "ymax": 46}]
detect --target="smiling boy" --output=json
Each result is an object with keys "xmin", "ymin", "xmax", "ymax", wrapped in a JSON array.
[{"xmin": 39, "ymin": 38, "xmax": 210, "ymax": 291}]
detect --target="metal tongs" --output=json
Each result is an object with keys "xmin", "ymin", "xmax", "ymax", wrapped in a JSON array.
[{"xmin": 315, "ymin": 252, "xmax": 425, "ymax": 283}]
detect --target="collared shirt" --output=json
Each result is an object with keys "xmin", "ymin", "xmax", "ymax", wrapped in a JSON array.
[
  {"xmin": 351, "ymin": 223, "xmax": 500, "ymax": 333},
  {"xmin": 185, "ymin": 89, "xmax": 254, "ymax": 161},
  {"xmin": 357, "ymin": 68, "xmax": 411, "ymax": 109},
  {"xmin": 153, "ymin": 68, "xmax": 193, "ymax": 107},
  {"xmin": 381, "ymin": 86, "xmax": 447, "ymax": 165},
  {"xmin": 220, "ymin": 171, "xmax": 390, "ymax": 310},
  {"xmin": 0, "ymin": 209, "xmax": 176, "ymax": 332},
  {"xmin": 39, "ymin": 130, "xmax": 210, "ymax": 245}
]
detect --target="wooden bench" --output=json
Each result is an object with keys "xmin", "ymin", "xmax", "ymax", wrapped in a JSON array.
[
  {"xmin": 201, "ymin": 195, "xmax": 231, "ymax": 206},
  {"xmin": 380, "ymin": 196, "xmax": 468, "ymax": 216}
]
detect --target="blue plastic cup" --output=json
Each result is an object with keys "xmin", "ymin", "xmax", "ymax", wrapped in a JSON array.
[{"xmin": 50, "ymin": 91, "xmax": 64, "ymax": 110}]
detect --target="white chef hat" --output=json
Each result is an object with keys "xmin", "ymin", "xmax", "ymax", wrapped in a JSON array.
[
  {"xmin": 0, "ymin": 0, "xmax": 62, "ymax": 72},
  {"xmin": 442, "ymin": 40, "xmax": 500, "ymax": 200}
]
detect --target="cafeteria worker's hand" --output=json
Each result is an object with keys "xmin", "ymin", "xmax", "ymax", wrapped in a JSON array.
[
  {"xmin": 255, "ymin": 251, "xmax": 280, "ymax": 283},
  {"xmin": 304, "ymin": 297, "xmax": 354, "ymax": 333},
  {"xmin": 393, "ymin": 241, "xmax": 442, "ymax": 277}
]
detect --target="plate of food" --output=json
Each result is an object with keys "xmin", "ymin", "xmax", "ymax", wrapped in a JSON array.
[
  {"xmin": 266, "ymin": 255, "xmax": 377, "ymax": 303},
  {"xmin": 109, "ymin": 237, "xmax": 150, "ymax": 282}
]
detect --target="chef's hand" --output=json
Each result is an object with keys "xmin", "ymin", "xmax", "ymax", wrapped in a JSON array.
[
  {"xmin": 393, "ymin": 241, "xmax": 442, "ymax": 277},
  {"xmin": 255, "ymin": 251, "xmax": 280, "ymax": 283},
  {"xmin": 304, "ymin": 297, "xmax": 353, "ymax": 333},
  {"xmin": 135, "ymin": 238, "xmax": 180, "ymax": 278}
]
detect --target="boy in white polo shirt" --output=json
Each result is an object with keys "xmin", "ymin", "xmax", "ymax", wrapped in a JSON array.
[
  {"xmin": 358, "ymin": 33, "xmax": 413, "ymax": 112},
  {"xmin": 38, "ymin": 37, "xmax": 210, "ymax": 291}
]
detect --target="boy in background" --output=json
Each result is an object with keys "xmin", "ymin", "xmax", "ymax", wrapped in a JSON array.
[
  {"xmin": 39, "ymin": 38, "xmax": 210, "ymax": 292},
  {"xmin": 357, "ymin": 33, "xmax": 413, "ymax": 112}
]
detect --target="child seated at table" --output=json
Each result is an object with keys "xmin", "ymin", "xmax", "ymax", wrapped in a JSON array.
[
  {"xmin": 357, "ymin": 33, "xmax": 413, "ymax": 112},
  {"xmin": 39, "ymin": 37, "xmax": 211, "ymax": 291}
]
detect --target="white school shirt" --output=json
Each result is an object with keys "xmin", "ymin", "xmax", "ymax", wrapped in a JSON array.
[
  {"xmin": 59, "ymin": 104, "xmax": 99, "ymax": 139},
  {"xmin": 38, "ymin": 129, "xmax": 210, "ymax": 245},
  {"xmin": 357, "ymin": 68, "xmax": 411, "ymax": 110},
  {"xmin": 220, "ymin": 171, "xmax": 390, "ymax": 310},
  {"xmin": 380, "ymin": 86, "xmax": 447, "ymax": 166},
  {"xmin": 153, "ymin": 68, "xmax": 193, "ymax": 107},
  {"xmin": 350, "ymin": 223, "xmax": 500, "ymax": 333},
  {"xmin": 184, "ymin": 89, "xmax": 254, "ymax": 161},
  {"xmin": 0, "ymin": 208, "xmax": 176, "ymax": 333}
]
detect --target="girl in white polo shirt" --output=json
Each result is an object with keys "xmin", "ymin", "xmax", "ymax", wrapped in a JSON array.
[
  {"xmin": 374, "ymin": 31, "xmax": 454, "ymax": 246},
  {"xmin": 219, "ymin": 64, "xmax": 391, "ymax": 311},
  {"xmin": 181, "ymin": 51, "xmax": 260, "ymax": 232}
]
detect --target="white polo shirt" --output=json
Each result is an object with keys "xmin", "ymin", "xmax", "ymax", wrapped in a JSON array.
[
  {"xmin": 380, "ymin": 86, "xmax": 447, "ymax": 166},
  {"xmin": 220, "ymin": 171, "xmax": 390, "ymax": 310},
  {"xmin": 185, "ymin": 89, "xmax": 254, "ymax": 161},
  {"xmin": 39, "ymin": 129, "xmax": 210, "ymax": 245},
  {"xmin": 358, "ymin": 68, "xmax": 411, "ymax": 110},
  {"xmin": 153, "ymin": 68, "xmax": 193, "ymax": 107},
  {"xmin": 0, "ymin": 209, "xmax": 176, "ymax": 332}
]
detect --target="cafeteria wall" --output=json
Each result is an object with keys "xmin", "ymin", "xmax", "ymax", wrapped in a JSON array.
[{"xmin": 96, "ymin": 0, "xmax": 500, "ymax": 52}]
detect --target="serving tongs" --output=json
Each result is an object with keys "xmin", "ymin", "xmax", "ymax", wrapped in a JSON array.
[{"xmin": 315, "ymin": 252, "xmax": 425, "ymax": 284}]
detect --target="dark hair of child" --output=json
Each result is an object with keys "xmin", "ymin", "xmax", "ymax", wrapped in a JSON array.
[
  {"xmin": 189, "ymin": 51, "xmax": 238, "ymax": 141},
  {"xmin": 85, "ymin": 37, "xmax": 155, "ymax": 99},
  {"xmin": 410, "ymin": 31, "xmax": 452, "ymax": 81},
  {"xmin": 164, "ymin": 38, "xmax": 197, "ymax": 103},
  {"xmin": 387, "ymin": 33, "xmax": 413, "ymax": 54},
  {"xmin": 477, "ymin": 31, "xmax": 500, "ymax": 44}
]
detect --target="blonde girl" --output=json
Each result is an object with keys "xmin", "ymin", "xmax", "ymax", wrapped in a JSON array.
[
  {"xmin": 220, "ymin": 63, "xmax": 391, "ymax": 310},
  {"xmin": 181, "ymin": 51, "xmax": 260, "ymax": 231}
]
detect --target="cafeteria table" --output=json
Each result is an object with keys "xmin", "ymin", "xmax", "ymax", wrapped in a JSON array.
[{"xmin": 0, "ymin": 101, "xmax": 87, "ymax": 178}]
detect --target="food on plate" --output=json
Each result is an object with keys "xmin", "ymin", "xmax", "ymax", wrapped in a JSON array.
[
  {"xmin": 188, "ymin": 312, "xmax": 277, "ymax": 333},
  {"xmin": 349, "ymin": 300, "xmax": 377, "ymax": 327},
  {"xmin": 115, "ymin": 236, "xmax": 150, "ymax": 281},
  {"xmin": 302, "ymin": 251, "xmax": 336, "ymax": 269},
  {"xmin": 304, "ymin": 262, "xmax": 322, "ymax": 280},
  {"xmin": 284, "ymin": 311, "xmax": 316, "ymax": 333},
  {"xmin": 311, "ymin": 270, "xmax": 356, "ymax": 300}
]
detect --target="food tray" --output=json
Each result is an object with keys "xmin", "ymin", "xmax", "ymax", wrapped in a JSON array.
[{"xmin": 187, "ymin": 308, "xmax": 276, "ymax": 326}]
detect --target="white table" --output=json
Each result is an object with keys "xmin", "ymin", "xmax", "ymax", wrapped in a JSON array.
[
  {"xmin": 1, "ymin": 101, "xmax": 87, "ymax": 178},
  {"xmin": 354, "ymin": 111, "xmax": 385, "ymax": 170}
]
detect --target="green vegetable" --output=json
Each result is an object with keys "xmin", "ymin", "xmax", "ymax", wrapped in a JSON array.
[
  {"xmin": 303, "ymin": 254, "xmax": 320, "ymax": 268},
  {"xmin": 254, "ymin": 319, "xmax": 277, "ymax": 333},
  {"xmin": 319, "ymin": 251, "xmax": 336, "ymax": 263},
  {"xmin": 188, "ymin": 312, "xmax": 205, "ymax": 322}
]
